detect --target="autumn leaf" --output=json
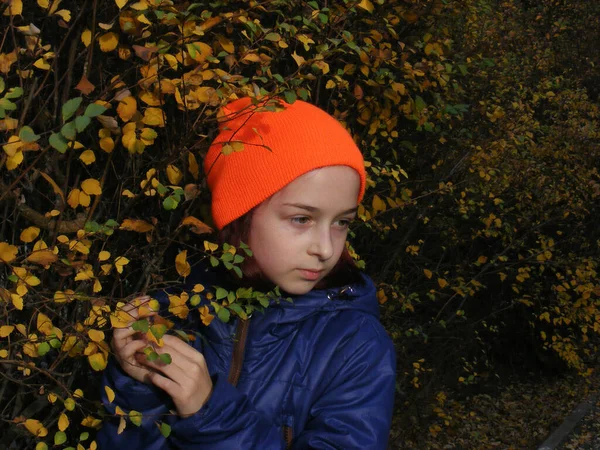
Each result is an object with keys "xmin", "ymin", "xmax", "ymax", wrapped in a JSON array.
[
  {"xmin": 98, "ymin": 32, "xmax": 119, "ymax": 52},
  {"xmin": 175, "ymin": 250, "xmax": 191, "ymax": 277},
  {"xmin": 20, "ymin": 226, "xmax": 40, "ymax": 243},
  {"xmin": 142, "ymin": 107, "xmax": 165, "ymax": 127},
  {"xmin": 37, "ymin": 312, "xmax": 54, "ymax": 335},
  {"xmin": 166, "ymin": 164, "xmax": 182, "ymax": 185},
  {"xmin": 0, "ymin": 242, "xmax": 18, "ymax": 263},
  {"xmin": 180, "ymin": 216, "xmax": 212, "ymax": 235},
  {"xmin": 88, "ymin": 329, "xmax": 105, "ymax": 342},
  {"xmin": 81, "ymin": 178, "xmax": 102, "ymax": 195},
  {"xmin": 120, "ymin": 219, "xmax": 153, "ymax": 233},
  {"xmin": 79, "ymin": 149, "xmax": 96, "ymax": 165},
  {"xmin": 27, "ymin": 249, "xmax": 58, "ymax": 266},
  {"xmin": 23, "ymin": 419, "xmax": 48, "ymax": 437},
  {"xmin": 117, "ymin": 96, "xmax": 137, "ymax": 122},
  {"xmin": 58, "ymin": 413, "xmax": 69, "ymax": 432},
  {"xmin": 114, "ymin": 256, "xmax": 129, "ymax": 274},
  {"xmin": 88, "ymin": 352, "xmax": 107, "ymax": 371},
  {"xmin": 188, "ymin": 152, "xmax": 199, "ymax": 180},
  {"xmin": 75, "ymin": 74, "xmax": 95, "ymax": 95},
  {"xmin": 3, "ymin": 0, "xmax": 23, "ymax": 16}
]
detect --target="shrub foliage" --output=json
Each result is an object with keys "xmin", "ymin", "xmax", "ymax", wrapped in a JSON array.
[{"xmin": 0, "ymin": 0, "xmax": 599, "ymax": 448}]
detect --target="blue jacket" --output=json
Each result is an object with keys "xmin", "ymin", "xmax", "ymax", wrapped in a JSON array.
[{"xmin": 98, "ymin": 266, "xmax": 396, "ymax": 449}]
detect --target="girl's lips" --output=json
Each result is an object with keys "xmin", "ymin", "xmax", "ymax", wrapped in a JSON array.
[{"xmin": 298, "ymin": 269, "xmax": 323, "ymax": 281}]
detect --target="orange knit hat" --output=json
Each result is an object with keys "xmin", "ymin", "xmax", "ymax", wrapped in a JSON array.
[{"xmin": 204, "ymin": 97, "xmax": 366, "ymax": 230}]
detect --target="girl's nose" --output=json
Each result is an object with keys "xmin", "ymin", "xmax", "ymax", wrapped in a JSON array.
[{"xmin": 308, "ymin": 227, "xmax": 334, "ymax": 261}]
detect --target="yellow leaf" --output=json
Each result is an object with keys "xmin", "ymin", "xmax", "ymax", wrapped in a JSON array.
[
  {"xmin": 11, "ymin": 294, "xmax": 23, "ymax": 310},
  {"xmin": 27, "ymin": 249, "xmax": 58, "ymax": 266},
  {"xmin": 81, "ymin": 178, "xmax": 102, "ymax": 195},
  {"xmin": 0, "ymin": 325, "xmax": 14, "ymax": 337},
  {"xmin": 325, "ymin": 80, "xmax": 336, "ymax": 89},
  {"xmin": 3, "ymin": 0, "xmax": 23, "ymax": 16},
  {"xmin": 98, "ymin": 251, "xmax": 111, "ymax": 261},
  {"xmin": 122, "ymin": 189, "xmax": 135, "ymax": 198},
  {"xmin": 79, "ymin": 150, "xmax": 96, "ymax": 165},
  {"xmin": 139, "ymin": 91, "xmax": 161, "ymax": 106},
  {"xmin": 142, "ymin": 107, "xmax": 165, "ymax": 127},
  {"xmin": 217, "ymin": 35, "xmax": 234, "ymax": 53},
  {"xmin": 33, "ymin": 58, "xmax": 51, "ymax": 70},
  {"xmin": 81, "ymin": 416, "xmax": 102, "ymax": 428},
  {"xmin": 88, "ymin": 352, "xmax": 107, "ymax": 371},
  {"xmin": 188, "ymin": 152, "xmax": 199, "ymax": 180},
  {"xmin": 120, "ymin": 219, "xmax": 153, "ymax": 233},
  {"xmin": 2, "ymin": 135, "xmax": 23, "ymax": 157},
  {"xmin": 0, "ymin": 349, "xmax": 8, "ymax": 358},
  {"xmin": 20, "ymin": 226, "xmax": 40, "ymax": 243},
  {"xmin": 180, "ymin": 216, "xmax": 212, "ymax": 235},
  {"xmin": 64, "ymin": 398, "xmax": 76, "ymax": 411},
  {"xmin": 67, "ymin": 188, "xmax": 81, "ymax": 209},
  {"xmin": 81, "ymin": 29, "xmax": 92, "ymax": 47},
  {"xmin": 114, "ymin": 256, "xmax": 129, "ymax": 274},
  {"xmin": 23, "ymin": 419, "xmax": 48, "ymax": 437},
  {"xmin": 203, "ymin": 240, "xmax": 218, "ymax": 252},
  {"xmin": 291, "ymin": 51, "xmax": 305, "ymax": 67},
  {"xmin": 6, "ymin": 150, "xmax": 24, "ymax": 171},
  {"xmin": 423, "ymin": 269, "xmax": 433, "ymax": 279},
  {"xmin": 0, "ymin": 242, "xmax": 18, "ymax": 263},
  {"xmin": 175, "ymin": 250, "xmax": 191, "ymax": 277},
  {"xmin": 99, "ymin": 135, "xmax": 115, "ymax": 153},
  {"xmin": 58, "ymin": 413, "xmax": 69, "ymax": 432},
  {"xmin": 93, "ymin": 278, "xmax": 102, "ymax": 293},
  {"xmin": 477, "ymin": 255, "xmax": 488, "ymax": 264},
  {"xmin": 117, "ymin": 96, "xmax": 137, "ymax": 122},
  {"xmin": 117, "ymin": 416, "xmax": 126, "ymax": 434},
  {"xmin": 115, "ymin": 0, "xmax": 127, "ymax": 8},
  {"xmin": 88, "ymin": 329, "xmax": 105, "ymax": 342},
  {"xmin": 40, "ymin": 171, "xmax": 65, "ymax": 202},
  {"xmin": 79, "ymin": 190, "xmax": 91, "ymax": 207},
  {"xmin": 166, "ymin": 164, "xmax": 182, "ymax": 185},
  {"xmin": 98, "ymin": 32, "xmax": 119, "ymax": 52},
  {"xmin": 37, "ymin": 312, "xmax": 54, "ymax": 335},
  {"xmin": 105, "ymin": 385, "xmax": 116, "ymax": 403},
  {"xmin": 37, "ymin": 0, "xmax": 49, "ymax": 8},
  {"xmin": 372, "ymin": 195, "xmax": 386, "ymax": 214},
  {"xmin": 54, "ymin": 9, "xmax": 71, "ymax": 22},
  {"xmin": 438, "ymin": 278, "xmax": 448, "ymax": 288}
]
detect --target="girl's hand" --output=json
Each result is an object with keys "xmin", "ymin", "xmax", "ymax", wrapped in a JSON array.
[
  {"xmin": 136, "ymin": 334, "xmax": 213, "ymax": 417},
  {"xmin": 111, "ymin": 296, "xmax": 157, "ymax": 384}
]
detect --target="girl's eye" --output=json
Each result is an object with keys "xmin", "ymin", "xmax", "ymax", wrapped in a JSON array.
[
  {"xmin": 291, "ymin": 216, "xmax": 311, "ymax": 225},
  {"xmin": 336, "ymin": 218, "xmax": 353, "ymax": 228}
]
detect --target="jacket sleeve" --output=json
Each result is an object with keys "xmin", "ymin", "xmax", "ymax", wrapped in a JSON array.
[
  {"xmin": 96, "ymin": 356, "xmax": 176, "ymax": 449},
  {"xmin": 293, "ymin": 320, "xmax": 397, "ymax": 449}
]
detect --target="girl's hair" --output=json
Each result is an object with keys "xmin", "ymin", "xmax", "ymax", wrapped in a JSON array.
[{"xmin": 217, "ymin": 209, "xmax": 364, "ymax": 293}]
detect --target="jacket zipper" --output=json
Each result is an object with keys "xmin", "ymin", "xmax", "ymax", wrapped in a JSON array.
[
  {"xmin": 227, "ymin": 318, "xmax": 250, "ymax": 387},
  {"xmin": 283, "ymin": 424, "xmax": 293, "ymax": 449}
]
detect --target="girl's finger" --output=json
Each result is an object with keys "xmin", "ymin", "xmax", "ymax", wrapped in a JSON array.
[
  {"xmin": 119, "ymin": 338, "xmax": 149, "ymax": 361},
  {"xmin": 161, "ymin": 335, "xmax": 206, "ymax": 366}
]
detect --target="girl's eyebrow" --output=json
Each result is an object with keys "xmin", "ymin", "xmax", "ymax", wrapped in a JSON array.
[{"xmin": 282, "ymin": 203, "xmax": 358, "ymax": 215}]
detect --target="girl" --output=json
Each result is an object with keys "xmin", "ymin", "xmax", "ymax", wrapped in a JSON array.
[{"xmin": 98, "ymin": 97, "xmax": 397, "ymax": 449}]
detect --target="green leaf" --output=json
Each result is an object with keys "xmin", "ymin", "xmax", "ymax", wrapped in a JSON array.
[
  {"xmin": 49, "ymin": 133, "xmax": 69, "ymax": 153},
  {"xmin": 209, "ymin": 256, "xmax": 219, "ymax": 267},
  {"xmin": 132, "ymin": 319, "xmax": 149, "ymax": 333},
  {"xmin": 190, "ymin": 294, "xmax": 201, "ymax": 307},
  {"xmin": 159, "ymin": 422, "xmax": 171, "ymax": 438},
  {"xmin": 5, "ymin": 87, "xmax": 23, "ymax": 99},
  {"xmin": 84, "ymin": 103, "xmax": 107, "ymax": 118},
  {"xmin": 283, "ymin": 90, "xmax": 297, "ymax": 104},
  {"xmin": 150, "ymin": 324, "xmax": 167, "ymax": 340},
  {"xmin": 0, "ymin": 77, "xmax": 5, "ymax": 94},
  {"xmin": 105, "ymin": 219, "xmax": 119, "ymax": 227},
  {"xmin": 415, "ymin": 96, "xmax": 426, "ymax": 113},
  {"xmin": 215, "ymin": 287, "xmax": 228, "ymax": 300},
  {"xmin": 233, "ymin": 265, "xmax": 243, "ymax": 279},
  {"xmin": 174, "ymin": 329, "xmax": 190, "ymax": 342},
  {"xmin": 38, "ymin": 342, "xmax": 51, "ymax": 356},
  {"xmin": 163, "ymin": 195, "xmax": 179, "ymax": 210},
  {"xmin": 158, "ymin": 353, "xmax": 172, "ymax": 364},
  {"xmin": 217, "ymin": 307, "xmax": 230, "ymax": 323},
  {"xmin": 75, "ymin": 115, "xmax": 91, "ymax": 132},
  {"xmin": 129, "ymin": 410, "xmax": 143, "ymax": 427},
  {"xmin": 146, "ymin": 351, "xmax": 158, "ymax": 362},
  {"xmin": 0, "ymin": 98, "xmax": 17, "ymax": 111},
  {"xmin": 62, "ymin": 97, "xmax": 83, "ymax": 122},
  {"xmin": 19, "ymin": 126, "xmax": 40, "ymax": 143},
  {"xmin": 54, "ymin": 431, "xmax": 67, "ymax": 445},
  {"xmin": 61, "ymin": 121, "xmax": 77, "ymax": 140},
  {"xmin": 79, "ymin": 432, "xmax": 89, "ymax": 441}
]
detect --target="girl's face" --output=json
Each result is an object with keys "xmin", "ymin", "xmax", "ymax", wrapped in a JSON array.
[{"xmin": 248, "ymin": 165, "xmax": 360, "ymax": 295}]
